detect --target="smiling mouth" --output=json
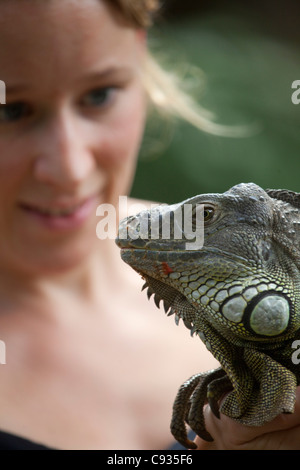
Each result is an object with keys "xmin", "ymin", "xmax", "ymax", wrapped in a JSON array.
[
  {"xmin": 17, "ymin": 194, "xmax": 101, "ymax": 233},
  {"xmin": 20, "ymin": 202, "xmax": 85, "ymax": 217},
  {"xmin": 19, "ymin": 194, "xmax": 98, "ymax": 216}
]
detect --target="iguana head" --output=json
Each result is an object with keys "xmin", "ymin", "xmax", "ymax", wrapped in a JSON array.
[{"xmin": 116, "ymin": 183, "xmax": 300, "ymax": 346}]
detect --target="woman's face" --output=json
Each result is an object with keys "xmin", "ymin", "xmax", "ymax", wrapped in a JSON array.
[{"xmin": 0, "ymin": 0, "xmax": 147, "ymax": 275}]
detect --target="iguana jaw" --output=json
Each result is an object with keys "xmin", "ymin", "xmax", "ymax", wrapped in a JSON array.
[
  {"xmin": 139, "ymin": 273, "xmax": 199, "ymax": 332},
  {"xmin": 118, "ymin": 246, "xmax": 253, "ymax": 333},
  {"xmin": 119, "ymin": 245, "xmax": 295, "ymax": 344}
]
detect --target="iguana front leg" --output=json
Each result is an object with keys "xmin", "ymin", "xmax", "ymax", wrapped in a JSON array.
[
  {"xmin": 171, "ymin": 345, "xmax": 297, "ymax": 448},
  {"xmin": 170, "ymin": 368, "xmax": 227, "ymax": 448},
  {"xmin": 234, "ymin": 348, "xmax": 297, "ymax": 424}
]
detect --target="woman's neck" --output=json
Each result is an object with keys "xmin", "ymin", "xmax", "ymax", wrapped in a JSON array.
[{"xmin": 0, "ymin": 237, "xmax": 121, "ymax": 315}]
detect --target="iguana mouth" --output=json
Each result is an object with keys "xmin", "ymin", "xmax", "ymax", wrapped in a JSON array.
[{"xmin": 119, "ymin": 245, "xmax": 250, "ymax": 268}]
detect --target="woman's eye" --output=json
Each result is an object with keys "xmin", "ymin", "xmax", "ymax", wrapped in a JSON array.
[
  {"xmin": 81, "ymin": 87, "xmax": 115, "ymax": 108},
  {"xmin": 0, "ymin": 102, "xmax": 31, "ymax": 122}
]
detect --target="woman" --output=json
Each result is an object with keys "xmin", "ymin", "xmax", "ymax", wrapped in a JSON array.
[
  {"xmin": 0, "ymin": 0, "xmax": 219, "ymax": 450},
  {"xmin": 0, "ymin": 0, "xmax": 299, "ymax": 450}
]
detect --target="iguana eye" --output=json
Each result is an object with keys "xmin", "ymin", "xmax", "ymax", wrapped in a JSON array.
[{"xmin": 203, "ymin": 206, "xmax": 215, "ymax": 222}]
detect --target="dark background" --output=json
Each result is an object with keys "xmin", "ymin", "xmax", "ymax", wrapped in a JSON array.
[
  {"xmin": 130, "ymin": 0, "xmax": 300, "ymax": 203},
  {"xmin": 162, "ymin": 0, "xmax": 300, "ymax": 44}
]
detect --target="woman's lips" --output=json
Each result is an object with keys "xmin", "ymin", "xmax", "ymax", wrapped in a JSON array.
[{"xmin": 19, "ymin": 195, "xmax": 99, "ymax": 231}]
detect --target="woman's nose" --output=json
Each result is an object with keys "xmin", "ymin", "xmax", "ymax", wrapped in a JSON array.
[{"xmin": 33, "ymin": 109, "xmax": 96, "ymax": 189}]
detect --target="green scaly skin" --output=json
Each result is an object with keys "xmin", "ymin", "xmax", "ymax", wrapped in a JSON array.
[{"xmin": 115, "ymin": 183, "xmax": 300, "ymax": 449}]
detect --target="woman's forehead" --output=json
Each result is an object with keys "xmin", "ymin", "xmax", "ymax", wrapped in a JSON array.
[
  {"xmin": 0, "ymin": 0, "xmax": 143, "ymax": 90},
  {"xmin": 0, "ymin": 0, "xmax": 133, "ymax": 49}
]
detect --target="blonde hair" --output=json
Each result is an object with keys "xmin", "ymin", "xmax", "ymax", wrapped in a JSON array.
[
  {"xmin": 107, "ymin": 0, "xmax": 160, "ymax": 28},
  {"xmin": 106, "ymin": 0, "xmax": 252, "ymax": 137}
]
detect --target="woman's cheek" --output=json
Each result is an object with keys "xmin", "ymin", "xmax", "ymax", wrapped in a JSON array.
[
  {"xmin": 0, "ymin": 141, "xmax": 28, "ymax": 193},
  {"xmin": 96, "ymin": 95, "xmax": 146, "ymax": 168},
  {"xmin": 112, "ymin": 82, "xmax": 146, "ymax": 158}
]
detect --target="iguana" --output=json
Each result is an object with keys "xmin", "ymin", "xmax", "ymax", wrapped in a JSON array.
[{"xmin": 115, "ymin": 183, "xmax": 300, "ymax": 449}]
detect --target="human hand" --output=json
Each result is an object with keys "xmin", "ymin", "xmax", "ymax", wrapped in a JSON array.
[{"xmin": 194, "ymin": 386, "xmax": 300, "ymax": 450}]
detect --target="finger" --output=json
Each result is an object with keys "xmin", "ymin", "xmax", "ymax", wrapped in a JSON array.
[{"xmin": 199, "ymin": 388, "xmax": 300, "ymax": 450}]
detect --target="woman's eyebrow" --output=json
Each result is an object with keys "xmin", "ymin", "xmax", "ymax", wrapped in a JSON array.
[
  {"xmin": 82, "ymin": 66, "xmax": 133, "ymax": 82},
  {"xmin": 4, "ymin": 67, "xmax": 134, "ymax": 96}
]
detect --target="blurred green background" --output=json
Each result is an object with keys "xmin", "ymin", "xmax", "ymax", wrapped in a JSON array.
[{"xmin": 130, "ymin": 0, "xmax": 300, "ymax": 204}]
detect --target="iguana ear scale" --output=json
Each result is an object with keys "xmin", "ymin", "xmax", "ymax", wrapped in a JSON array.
[{"xmin": 266, "ymin": 189, "xmax": 300, "ymax": 209}]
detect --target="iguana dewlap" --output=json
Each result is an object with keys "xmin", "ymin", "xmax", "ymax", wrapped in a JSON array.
[{"xmin": 115, "ymin": 183, "xmax": 300, "ymax": 448}]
